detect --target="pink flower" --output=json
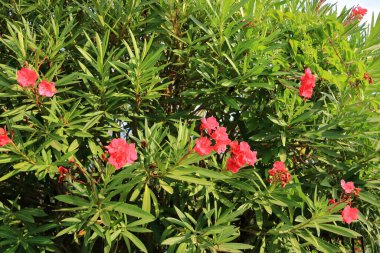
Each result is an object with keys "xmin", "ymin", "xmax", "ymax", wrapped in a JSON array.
[
  {"xmin": 17, "ymin": 68, "xmax": 38, "ymax": 87},
  {"xmin": 194, "ymin": 137, "xmax": 213, "ymax": 156},
  {"xmin": 341, "ymin": 180, "xmax": 355, "ymax": 194},
  {"xmin": 211, "ymin": 127, "xmax": 231, "ymax": 154},
  {"xmin": 299, "ymin": 68, "xmax": 316, "ymax": 99},
  {"xmin": 200, "ymin": 117, "xmax": 219, "ymax": 133},
  {"xmin": 0, "ymin": 127, "xmax": 11, "ymax": 147},
  {"xmin": 268, "ymin": 161, "xmax": 291, "ymax": 187},
  {"xmin": 38, "ymin": 80, "xmax": 57, "ymax": 97},
  {"xmin": 105, "ymin": 138, "xmax": 138, "ymax": 170},
  {"xmin": 227, "ymin": 141, "xmax": 257, "ymax": 173},
  {"xmin": 273, "ymin": 161, "xmax": 286, "ymax": 173},
  {"xmin": 352, "ymin": 6, "xmax": 367, "ymax": 20},
  {"xmin": 232, "ymin": 141, "xmax": 257, "ymax": 166},
  {"xmin": 341, "ymin": 205, "xmax": 359, "ymax": 224},
  {"xmin": 243, "ymin": 149, "xmax": 257, "ymax": 166},
  {"xmin": 211, "ymin": 127, "xmax": 229, "ymax": 141}
]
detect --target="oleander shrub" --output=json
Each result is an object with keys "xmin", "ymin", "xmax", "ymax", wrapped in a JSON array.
[{"xmin": 0, "ymin": 0, "xmax": 379, "ymax": 252}]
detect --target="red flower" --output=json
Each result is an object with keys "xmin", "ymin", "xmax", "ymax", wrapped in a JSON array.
[
  {"xmin": 268, "ymin": 168, "xmax": 277, "ymax": 176},
  {"xmin": 0, "ymin": 127, "xmax": 11, "ymax": 147},
  {"xmin": 194, "ymin": 137, "xmax": 213, "ymax": 156},
  {"xmin": 101, "ymin": 153, "xmax": 108, "ymax": 162},
  {"xmin": 58, "ymin": 166, "xmax": 68, "ymax": 174},
  {"xmin": 105, "ymin": 138, "xmax": 138, "ymax": 170},
  {"xmin": 352, "ymin": 6, "xmax": 367, "ymax": 20},
  {"xmin": 329, "ymin": 198, "xmax": 336, "ymax": 204},
  {"xmin": 211, "ymin": 127, "xmax": 231, "ymax": 154},
  {"xmin": 363, "ymin": 72, "xmax": 374, "ymax": 84},
  {"xmin": 341, "ymin": 180, "xmax": 355, "ymax": 194},
  {"xmin": 58, "ymin": 166, "xmax": 69, "ymax": 183},
  {"xmin": 341, "ymin": 205, "xmax": 359, "ymax": 224},
  {"xmin": 353, "ymin": 188, "xmax": 361, "ymax": 197},
  {"xmin": 200, "ymin": 117, "xmax": 219, "ymax": 133},
  {"xmin": 38, "ymin": 80, "xmax": 57, "ymax": 97},
  {"xmin": 17, "ymin": 68, "xmax": 38, "ymax": 87},
  {"xmin": 226, "ymin": 157, "xmax": 240, "ymax": 173},
  {"xmin": 299, "ymin": 68, "xmax": 316, "ymax": 99}
]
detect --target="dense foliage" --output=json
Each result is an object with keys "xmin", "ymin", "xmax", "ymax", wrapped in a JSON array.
[{"xmin": 0, "ymin": 0, "xmax": 379, "ymax": 252}]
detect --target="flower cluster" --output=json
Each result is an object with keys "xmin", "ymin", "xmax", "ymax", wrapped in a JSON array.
[
  {"xmin": 363, "ymin": 72, "xmax": 374, "ymax": 84},
  {"xmin": 227, "ymin": 141, "xmax": 257, "ymax": 173},
  {"xmin": 299, "ymin": 68, "xmax": 316, "ymax": 99},
  {"xmin": 330, "ymin": 180, "xmax": 361, "ymax": 224},
  {"xmin": 17, "ymin": 67, "xmax": 57, "ymax": 97},
  {"xmin": 194, "ymin": 117, "xmax": 257, "ymax": 173},
  {"xmin": 341, "ymin": 180, "xmax": 361, "ymax": 196},
  {"xmin": 268, "ymin": 161, "xmax": 292, "ymax": 187},
  {"xmin": 58, "ymin": 166, "xmax": 69, "ymax": 183},
  {"xmin": 0, "ymin": 127, "xmax": 11, "ymax": 147},
  {"xmin": 105, "ymin": 138, "xmax": 138, "ymax": 170},
  {"xmin": 351, "ymin": 6, "xmax": 367, "ymax": 21},
  {"xmin": 195, "ymin": 117, "xmax": 231, "ymax": 156}
]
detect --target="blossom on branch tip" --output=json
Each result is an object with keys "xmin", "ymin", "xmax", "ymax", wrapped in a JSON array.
[
  {"xmin": 200, "ymin": 117, "xmax": 219, "ymax": 133},
  {"xmin": 226, "ymin": 157, "xmax": 240, "ymax": 173},
  {"xmin": 211, "ymin": 127, "xmax": 231, "ymax": 154},
  {"xmin": 0, "ymin": 127, "xmax": 11, "ymax": 147},
  {"xmin": 299, "ymin": 68, "xmax": 316, "ymax": 99},
  {"xmin": 352, "ymin": 6, "xmax": 367, "ymax": 20},
  {"xmin": 17, "ymin": 68, "xmax": 38, "ymax": 87},
  {"xmin": 38, "ymin": 80, "xmax": 57, "ymax": 97},
  {"xmin": 105, "ymin": 138, "xmax": 137, "ymax": 170},
  {"xmin": 268, "ymin": 161, "xmax": 292, "ymax": 187},
  {"xmin": 341, "ymin": 180, "xmax": 355, "ymax": 194},
  {"xmin": 58, "ymin": 166, "xmax": 69, "ymax": 183},
  {"xmin": 364, "ymin": 72, "xmax": 373, "ymax": 84},
  {"xmin": 194, "ymin": 137, "xmax": 213, "ymax": 156},
  {"xmin": 341, "ymin": 205, "xmax": 359, "ymax": 224},
  {"xmin": 226, "ymin": 141, "xmax": 257, "ymax": 173}
]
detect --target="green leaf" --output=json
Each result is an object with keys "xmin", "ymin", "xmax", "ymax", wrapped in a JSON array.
[
  {"xmin": 123, "ymin": 230, "xmax": 148, "ymax": 253},
  {"xmin": 166, "ymin": 174, "xmax": 213, "ymax": 186},
  {"xmin": 216, "ymin": 243, "xmax": 253, "ymax": 252},
  {"xmin": 142, "ymin": 185, "xmax": 151, "ymax": 213},
  {"xmin": 161, "ymin": 236, "xmax": 186, "ymax": 245},
  {"xmin": 359, "ymin": 191, "xmax": 380, "ymax": 207},
  {"xmin": 108, "ymin": 202, "xmax": 155, "ymax": 220},
  {"xmin": 55, "ymin": 195, "xmax": 90, "ymax": 207},
  {"xmin": 317, "ymin": 224, "xmax": 361, "ymax": 238}
]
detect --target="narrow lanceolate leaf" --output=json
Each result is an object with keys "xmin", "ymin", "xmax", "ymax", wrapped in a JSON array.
[
  {"xmin": 214, "ymin": 243, "xmax": 253, "ymax": 252},
  {"xmin": 55, "ymin": 195, "xmax": 91, "ymax": 207},
  {"xmin": 359, "ymin": 191, "xmax": 380, "ymax": 207},
  {"xmin": 107, "ymin": 202, "xmax": 154, "ymax": 220},
  {"xmin": 165, "ymin": 174, "xmax": 213, "ymax": 186},
  {"xmin": 161, "ymin": 236, "xmax": 187, "ymax": 245},
  {"xmin": 317, "ymin": 224, "xmax": 361, "ymax": 238},
  {"xmin": 142, "ymin": 184, "xmax": 151, "ymax": 213},
  {"xmin": 122, "ymin": 230, "xmax": 148, "ymax": 253}
]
